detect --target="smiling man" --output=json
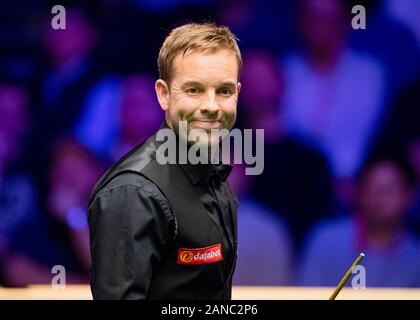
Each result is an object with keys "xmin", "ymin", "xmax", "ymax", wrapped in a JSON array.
[
  {"xmin": 156, "ymin": 34, "xmax": 240, "ymax": 148},
  {"xmin": 88, "ymin": 23, "xmax": 242, "ymax": 299}
]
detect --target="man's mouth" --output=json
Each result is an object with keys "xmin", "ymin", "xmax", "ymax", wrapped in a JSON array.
[{"xmin": 190, "ymin": 120, "xmax": 223, "ymax": 129}]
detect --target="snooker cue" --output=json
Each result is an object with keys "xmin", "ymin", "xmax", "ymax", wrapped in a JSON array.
[{"xmin": 329, "ymin": 253, "xmax": 365, "ymax": 300}]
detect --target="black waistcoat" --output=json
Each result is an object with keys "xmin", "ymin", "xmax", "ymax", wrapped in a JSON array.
[{"xmin": 89, "ymin": 131, "xmax": 238, "ymax": 299}]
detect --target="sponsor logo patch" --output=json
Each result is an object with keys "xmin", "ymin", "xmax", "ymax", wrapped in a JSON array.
[{"xmin": 177, "ymin": 243, "xmax": 223, "ymax": 265}]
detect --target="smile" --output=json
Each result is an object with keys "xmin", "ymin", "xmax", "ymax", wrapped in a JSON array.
[{"xmin": 191, "ymin": 120, "xmax": 222, "ymax": 129}]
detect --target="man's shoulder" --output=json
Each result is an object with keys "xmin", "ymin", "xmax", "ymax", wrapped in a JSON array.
[
  {"xmin": 88, "ymin": 133, "xmax": 158, "ymax": 201},
  {"xmin": 88, "ymin": 170, "xmax": 177, "ymax": 243},
  {"xmin": 95, "ymin": 171, "xmax": 165, "ymax": 202},
  {"xmin": 89, "ymin": 171, "xmax": 176, "ymax": 231}
]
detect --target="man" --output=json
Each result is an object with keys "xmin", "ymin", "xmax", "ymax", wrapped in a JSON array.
[
  {"xmin": 299, "ymin": 151, "xmax": 420, "ymax": 287},
  {"xmin": 88, "ymin": 23, "xmax": 242, "ymax": 299}
]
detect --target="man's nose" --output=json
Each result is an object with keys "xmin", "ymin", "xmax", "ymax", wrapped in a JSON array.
[{"xmin": 200, "ymin": 91, "xmax": 220, "ymax": 113}]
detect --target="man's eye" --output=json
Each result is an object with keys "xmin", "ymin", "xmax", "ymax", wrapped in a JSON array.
[
  {"xmin": 218, "ymin": 88, "xmax": 234, "ymax": 97},
  {"xmin": 186, "ymin": 87, "xmax": 201, "ymax": 94}
]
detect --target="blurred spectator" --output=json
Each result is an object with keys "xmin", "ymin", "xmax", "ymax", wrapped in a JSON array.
[
  {"xmin": 281, "ymin": 0, "xmax": 386, "ymax": 182},
  {"xmin": 373, "ymin": 77, "xmax": 420, "ymax": 235},
  {"xmin": 350, "ymin": 0, "xmax": 419, "ymax": 94},
  {"xmin": 0, "ymin": 83, "xmax": 35, "ymax": 281},
  {"xmin": 0, "ymin": 82, "xmax": 37, "ymax": 285},
  {"xmin": 33, "ymin": 7, "xmax": 101, "ymax": 143},
  {"xmin": 3, "ymin": 139, "xmax": 102, "ymax": 286},
  {"xmin": 298, "ymin": 152, "xmax": 420, "ymax": 287},
  {"xmin": 76, "ymin": 73, "xmax": 163, "ymax": 162},
  {"xmin": 238, "ymin": 49, "xmax": 333, "ymax": 248},
  {"xmin": 229, "ymin": 163, "xmax": 293, "ymax": 286}
]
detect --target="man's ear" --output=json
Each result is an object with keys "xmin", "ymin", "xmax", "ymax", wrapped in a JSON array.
[
  {"xmin": 155, "ymin": 79, "xmax": 170, "ymax": 111},
  {"xmin": 237, "ymin": 82, "xmax": 241, "ymax": 95}
]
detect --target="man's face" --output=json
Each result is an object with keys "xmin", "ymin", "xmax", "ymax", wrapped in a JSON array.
[
  {"xmin": 156, "ymin": 48, "xmax": 241, "ymax": 146},
  {"xmin": 358, "ymin": 162, "xmax": 412, "ymax": 227}
]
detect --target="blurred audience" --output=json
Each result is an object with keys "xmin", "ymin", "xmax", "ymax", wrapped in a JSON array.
[
  {"xmin": 374, "ymin": 77, "xmax": 420, "ymax": 236},
  {"xmin": 3, "ymin": 139, "xmax": 102, "ymax": 286},
  {"xmin": 238, "ymin": 49, "xmax": 333, "ymax": 248},
  {"xmin": 0, "ymin": 82, "xmax": 37, "ymax": 285},
  {"xmin": 33, "ymin": 7, "xmax": 101, "ymax": 143},
  {"xmin": 229, "ymin": 163, "xmax": 293, "ymax": 286},
  {"xmin": 0, "ymin": 1, "xmax": 418, "ymax": 287},
  {"xmin": 298, "ymin": 152, "xmax": 420, "ymax": 287},
  {"xmin": 75, "ymin": 73, "xmax": 163, "ymax": 162},
  {"xmin": 349, "ymin": 0, "xmax": 419, "ymax": 95},
  {"xmin": 281, "ymin": 0, "xmax": 387, "ymax": 186}
]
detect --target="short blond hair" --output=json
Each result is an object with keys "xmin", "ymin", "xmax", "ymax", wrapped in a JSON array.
[{"xmin": 158, "ymin": 22, "xmax": 242, "ymax": 84}]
